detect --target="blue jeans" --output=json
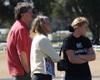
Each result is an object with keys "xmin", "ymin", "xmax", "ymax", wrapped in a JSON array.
[
  {"xmin": 32, "ymin": 73, "xmax": 52, "ymax": 80},
  {"xmin": 65, "ymin": 75, "xmax": 92, "ymax": 80}
]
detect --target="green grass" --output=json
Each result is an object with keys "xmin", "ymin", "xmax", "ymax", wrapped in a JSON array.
[
  {"xmin": 96, "ymin": 50, "xmax": 100, "ymax": 52},
  {"xmin": 51, "ymin": 42, "xmax": 58, "ymax": 45}
]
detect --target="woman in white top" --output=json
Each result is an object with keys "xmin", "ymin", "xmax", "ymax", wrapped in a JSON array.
[{"xmin": 30, "ymin": 15, "xmax": 60, "ymax": 80}]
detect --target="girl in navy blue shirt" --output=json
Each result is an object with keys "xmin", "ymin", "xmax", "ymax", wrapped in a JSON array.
[{"xmin": 64, "ymin": 17, "xmax": 96, "ymax": 80}]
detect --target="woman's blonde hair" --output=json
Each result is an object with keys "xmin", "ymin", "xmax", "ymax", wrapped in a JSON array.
[
  {"xmin": 31, "ymin": 15, "xmax": 49, "ymax": 36},
  {"xmin": 71, "ymin": 17, "xmax": 89, "ymax": 29}
]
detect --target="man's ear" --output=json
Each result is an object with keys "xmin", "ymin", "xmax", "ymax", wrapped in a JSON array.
[{"xmin": 21, "ymin": 13, "xmax": 24, "ymax": 17}]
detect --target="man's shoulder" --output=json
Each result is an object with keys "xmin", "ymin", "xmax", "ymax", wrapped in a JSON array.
[{"xmin": 12, "ymin": 21, "xmax": 26, "ymax": 31}]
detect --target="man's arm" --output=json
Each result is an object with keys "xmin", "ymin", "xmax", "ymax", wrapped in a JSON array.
[
  {"xmin": 19, "ymin": 51, "xmax": 30, "ymax": 73},
  {"xmin": 16, "ymin": 29, "xmax": 30, "ymax": 73}
]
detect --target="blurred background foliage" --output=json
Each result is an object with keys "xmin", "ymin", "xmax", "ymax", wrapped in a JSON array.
[{"xmin": 0, "ymin": 0, "xmax": 100, "ymax": 42}]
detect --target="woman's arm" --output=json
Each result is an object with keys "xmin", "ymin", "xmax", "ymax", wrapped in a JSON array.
[
  {"xmin": 79, "ymin": 47, "xmax": 96, "ymax": 61},
  {"xmin": 66, "ymin": 50, "xmax": 88, "ymax": 64},
  {"xmin": 39, "ymin": 37, "xmax": 60, "ymax": 63}
]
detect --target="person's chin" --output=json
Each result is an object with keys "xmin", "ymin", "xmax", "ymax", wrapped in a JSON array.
[{"xmin": 28, "ymin": 19, "xmax": 32, "ymax": 22}]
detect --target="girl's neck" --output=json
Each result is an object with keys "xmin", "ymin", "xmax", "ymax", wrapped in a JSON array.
[{"xmin": 73, "ymin": 31, "xmax": 81, "ymax": 38}]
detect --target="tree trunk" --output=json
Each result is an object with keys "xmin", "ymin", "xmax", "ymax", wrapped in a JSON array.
[{"xmin": 91, "ymin": 23, "xmax": 100, "ymax": 45}]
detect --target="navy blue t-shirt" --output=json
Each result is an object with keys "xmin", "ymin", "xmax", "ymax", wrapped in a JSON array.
[{"xmin": 63, "ymin": 34, "xmax": 92, "ymax": 77}]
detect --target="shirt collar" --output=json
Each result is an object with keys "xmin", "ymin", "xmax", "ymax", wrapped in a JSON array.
[{"xmin": 17, "ymin": 20, "xmax": 29, "ymax": 30}]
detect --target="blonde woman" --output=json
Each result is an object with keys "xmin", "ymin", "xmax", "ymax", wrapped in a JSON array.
[
  {"xmin": 30, "ymin": 15, "xmax": 60, "ymax": 80},
  {"xmin": 63, "ymin": 17, "xmax": 96, "ymax": 80}
]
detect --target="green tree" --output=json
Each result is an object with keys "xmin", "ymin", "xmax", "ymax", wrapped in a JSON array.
[
  {"xmin": 51, "ymin": 0, "xmax": 70, "ymax": 32},
  {"xmin": 32, "ymin": 0, "xmax": 55, "ymax": 16},
  {"xmin": 52, "ymin": 0, "xmax": 100, "ymax": 41},
  {"xmin": 65, "ymin": 0, "xmax": 100, "ymax": 41},
  {"xmin": 0, "ymin": 0, "xmax": 56, "ymax": 27},
  {"xmin": 0, "ymin": 0, "xmax": 22, "ymax": 27}
]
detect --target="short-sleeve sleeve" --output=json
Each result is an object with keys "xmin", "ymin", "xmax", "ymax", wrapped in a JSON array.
[
  {"xmin": 16, "ymin": 29, "xmax": 28, "ymax": 55},
  {"xmin": 86, "ymin": 37, "xmax": 92, "ymax": 48},
  {"xmin": 63, "ymin": 37, "xmax": 73, "ymax": 51}
]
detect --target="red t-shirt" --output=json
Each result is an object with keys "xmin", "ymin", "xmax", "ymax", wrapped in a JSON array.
[{"xmin": 7, "ymin": 20, "xmax": 32, "ymax": 76}]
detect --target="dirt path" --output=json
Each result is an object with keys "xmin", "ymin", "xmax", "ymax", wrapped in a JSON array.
[
  {"xmin": 0, "ymin": 53, "xmax": 11, "ymax": 78},
  {"xmin": 0, "ymin": 52, "xmax": 100, "ymax": 80}
]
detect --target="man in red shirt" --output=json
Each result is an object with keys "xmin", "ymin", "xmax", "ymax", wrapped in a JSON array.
[{"xmin": 6, "ymin": 2, "xmax": 35, "ymax": 80}]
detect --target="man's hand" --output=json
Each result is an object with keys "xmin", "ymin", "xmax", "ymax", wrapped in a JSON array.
[{"xmin": 25, "ymin": 71, "xmax": 31, "ymax": 80}]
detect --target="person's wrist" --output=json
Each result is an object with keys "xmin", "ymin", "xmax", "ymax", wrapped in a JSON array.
[
  {"xmin": 27, "ymin": 71, "xmax": 31, "ymax": 74},
  {"xmin": 26, "ymin": 71, "xmax": 31, "ymax": 79},
  {"xmin": 78, "ymin": 54, "xmax": 81, "ymax": 58},
  {"xmin": 76, "ymin": 54, "xmax": 80, "ymax": 59}
]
